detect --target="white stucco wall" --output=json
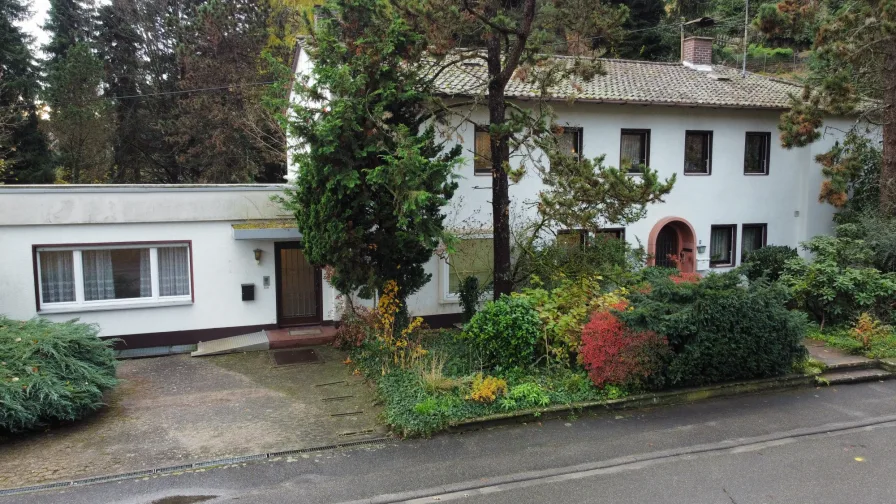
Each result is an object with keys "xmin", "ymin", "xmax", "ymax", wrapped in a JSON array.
[
  {"xmin": 0, "ymin": 102, "xmax": 861, "ymax": 338},
  {"xmin": 0, "ymin": 186, "xmax": 341, "ymax": 340},
  {"xmin": 396, "ymin": 102, "xmax": 856, "ymax": 317}
]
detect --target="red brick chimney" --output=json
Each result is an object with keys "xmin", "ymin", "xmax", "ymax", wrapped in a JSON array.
[{"xmin": 682, "ymin": 36, "xmax": 714, "ymax": 67}]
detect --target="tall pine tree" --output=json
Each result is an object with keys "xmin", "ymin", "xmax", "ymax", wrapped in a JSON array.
[
  {"xmin": 283, "ymin": 0, "xmax": 462, "ymax": 310},
  {"xmin": 0, "ymin": 0, "xmax": 54, "ymax": 183},
  {"xmin": 759, "ymin": 0, "xmax": 895, "ymax": 215}
]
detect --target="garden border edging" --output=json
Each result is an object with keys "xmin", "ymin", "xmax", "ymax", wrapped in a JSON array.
[{"xmin": 447, "ymin": 374, "xmax": 815, "ymax": 431}]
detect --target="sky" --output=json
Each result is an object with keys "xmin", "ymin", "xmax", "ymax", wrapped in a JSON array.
[{"xmin": 17, "ymin": 0, "xmax": 53, "ymax": 51}]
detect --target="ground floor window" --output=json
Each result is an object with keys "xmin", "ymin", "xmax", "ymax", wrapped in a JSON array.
[
  {"xmin": 594, "ymin": 228, "xmax": 625, "ymax": 241},
  {"xmin": 447, "ymin": 237, "xmax": 493, "ymax": 296},
  {"xmin": 35, "ymin": 242, "xmax": 192, "ymax": 311},
  {"xmin": 557, "ymin": 229, "xmax": 587, "ymax": 249},
  {"xmin": 709, "ymin": 225, "xmax": 736, "ymax": 267},
  {"xmin": 741, "ymin": 224, "xmax": 767, "ymax": 261}
]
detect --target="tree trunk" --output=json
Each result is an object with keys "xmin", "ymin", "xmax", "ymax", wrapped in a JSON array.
[
  {"xmin": 486, "ymin": 32, "xmax": 512, "ymax": 300},
  {"xmin": 881, "ymin": 50, "xmax": 896, "ymax": 216}
]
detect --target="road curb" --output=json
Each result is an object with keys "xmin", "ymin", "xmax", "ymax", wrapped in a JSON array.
[
  {"xmin": 0, "ymin": 437, "xmax": 393, "ymax": 498},
  {"xmin": 448, "ymin": 374, "xmax": 815, "ymax": 431}
]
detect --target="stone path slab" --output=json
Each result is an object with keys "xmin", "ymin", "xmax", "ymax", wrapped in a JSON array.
[
  {"xmin": 804, "ymin": 339, "xmax": 874, "ymax": 369},
  {"xmin": 0, "ymin": 346, "xmax": 384, "ymax": 490}
]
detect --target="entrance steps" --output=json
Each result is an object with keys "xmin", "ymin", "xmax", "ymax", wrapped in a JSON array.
[
  {"xmin": 806, "ymin": 339, "xmax": 896, "ymax": 385},
  {"xmin": 190, "ymin": 326, "xmax": 337, "ymax": 357}
]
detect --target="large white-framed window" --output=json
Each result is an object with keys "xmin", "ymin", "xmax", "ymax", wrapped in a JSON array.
[
  {"xmin": 442, "ymin": 236, "xmax": 494, "ymax": 303},
  {"xmin": 35, "ymin": 242, "xmax": 193, "ymax": 313}
]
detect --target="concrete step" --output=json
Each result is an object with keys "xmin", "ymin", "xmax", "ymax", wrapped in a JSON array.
[
  {"xmin": 191, "ymin": 330, "xmax": 270, "ymax": 357},
  {"xmin": 267, "ymin": 326, "xmax": 337, "ymax": 349},
  {"xmin": 823, "ymin": 359, "xmax": 878, "ymax": 372},
  {"xmin": 819, "ymin": 368, "xmax": 895, "ymax": 385}
]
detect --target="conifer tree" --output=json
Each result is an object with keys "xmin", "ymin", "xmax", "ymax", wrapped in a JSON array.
[
  {"xmin": 0, "ymin": 0, "xmax": 54, "ymax": 183},
  {"xmin": 282, "ymin": 0, "xmax": 462, "ymax": 311}
]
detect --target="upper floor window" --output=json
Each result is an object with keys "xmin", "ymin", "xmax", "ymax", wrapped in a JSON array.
[
  {"xmin": 744, "ymin": 132, "xmax": 771, "ymax": 175},
  {"xmin": 36, "ymin": 243, "xmax": 192, "ymax": 312},
  {"xmin": 473, "ymin": 126, "xmax": 491, "ymax": 175},
  {"xmin": 620, "ymin": 129, "xmax": 650, "ymax": 174},
  {"xmin": 557, "ymin": 127, "xmax": 583, "ymax": 160},
  {"xmin": 741, "ymin": 224, "xmax": 767, "ymax": 261},
  {"xmin": 684, "ymin": 130, "xmax": 713, "ymax": 175},
  {"xmin": 709, "ymin": 225, "xmax": 735, "ymax": 267}
]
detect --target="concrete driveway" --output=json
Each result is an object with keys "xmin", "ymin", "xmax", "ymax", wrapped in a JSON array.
[{"xmin": 0, "ymin": 346, "xmax": 384, "ymax": 490}]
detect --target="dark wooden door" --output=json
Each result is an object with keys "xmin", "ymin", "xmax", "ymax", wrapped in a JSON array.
[
  {"xmin": 655, "ymin": 225, "xmax": 680, "ymax": 268},
  {"xmin": 275, "ymin": 243, "xmax": 322, "ymax": 326}
]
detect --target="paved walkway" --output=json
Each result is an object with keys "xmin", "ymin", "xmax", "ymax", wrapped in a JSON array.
[
  {"xmin": 804, "ymin": 339, "xmax": 874, "ymax": 368},
  {"xmin": 0, "ymin": 346, "xmax": 383, "ymax": 490}
]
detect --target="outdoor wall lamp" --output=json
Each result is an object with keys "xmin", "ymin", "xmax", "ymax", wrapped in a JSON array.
[
  {"xmin": 696, "ymin": 240, "xmax": 706, "ymax": 254},
  {"xmin": 253, "ymin": 248, "xmax": 263, "ymax": 265}
]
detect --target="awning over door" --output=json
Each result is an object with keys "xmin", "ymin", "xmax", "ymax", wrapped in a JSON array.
[{"xmin": 232, "ymin": 220, "xmax": 302, "ymax": 240}]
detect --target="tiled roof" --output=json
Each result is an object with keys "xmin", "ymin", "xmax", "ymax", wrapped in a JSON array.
[{"xmin": 435, "ymin": 57, "xmax": 805, "ymax": 110}]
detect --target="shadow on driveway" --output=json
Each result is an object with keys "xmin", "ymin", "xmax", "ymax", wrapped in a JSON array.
[{"xmin": 0, "ymin": 346, "xmax": 384, "ymax": 490}]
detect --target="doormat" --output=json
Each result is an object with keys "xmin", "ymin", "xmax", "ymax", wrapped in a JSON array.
[
  {"xmin": 289, "ymin": 328, "xmax": 322, "ymax": 336},
  {"xmin": 271, "ymin": 348, "xmax": 322, "ymax": 366}
]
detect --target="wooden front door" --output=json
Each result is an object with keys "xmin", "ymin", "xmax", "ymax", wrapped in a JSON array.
[
  {"xmin": 655, "ymin": 225, "xmax": 680, "ymax": 268},
  {"xmin": 275, "ymin": 243, "xmax": 322, "ymax": 326}
]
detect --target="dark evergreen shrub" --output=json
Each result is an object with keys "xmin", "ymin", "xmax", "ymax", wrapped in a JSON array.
[
  {"xmin": 0, "ymin": 317, "xmax": 118, "ymax": 432},
  {"xmin": 618, "ymin": 272, "xmax": 807, "ymax": 387}
]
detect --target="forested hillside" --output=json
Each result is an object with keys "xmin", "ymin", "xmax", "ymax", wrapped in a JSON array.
[
  {"xmin": 1, "ymin": 0, "xmax": 312, "ymax": 184},
  {"xmin": 1, "ymin": 0, "xmax": 890, "ymax": 200}
]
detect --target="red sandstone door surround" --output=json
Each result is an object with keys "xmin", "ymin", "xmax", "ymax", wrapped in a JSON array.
[{"xmin": 647, "ymin": 217, "xmax": 697, "ymax": 273}]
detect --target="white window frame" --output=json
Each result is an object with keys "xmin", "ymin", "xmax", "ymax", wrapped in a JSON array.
[
  {"xmin": 440, "ymin": 234, "xmax": 494, "ymax": 304},
  {"xmin": 35, "ymin": 242, "xmax": 193, "ymax": 314}
]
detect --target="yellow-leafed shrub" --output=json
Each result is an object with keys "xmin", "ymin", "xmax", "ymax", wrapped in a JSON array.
[{"xmin": 468, "ymin": 374, "xmax": 507, "ymax": 403}]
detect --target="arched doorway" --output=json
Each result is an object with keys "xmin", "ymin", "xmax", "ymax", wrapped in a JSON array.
[{"xmin": 647, "ymin": 217, "xmax": 697, "ymax": 273}]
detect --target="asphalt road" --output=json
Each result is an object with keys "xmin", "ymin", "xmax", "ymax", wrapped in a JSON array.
[{"xmin": 7, "ymin": 380, "xmax": 896, "ymax": 504}]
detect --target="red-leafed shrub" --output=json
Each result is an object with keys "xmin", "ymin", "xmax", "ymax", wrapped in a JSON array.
[
  {"xmin": 670, "ymin": 272, "xmax": 701, "ymax": 284},
  {"xmin": 580, "ymin": 311, "xmax": 670, "ymax": 389}
]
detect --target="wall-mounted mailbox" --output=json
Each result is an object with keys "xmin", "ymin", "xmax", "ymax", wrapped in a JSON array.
[
  {"xmin": 696, "ymin": 258, "xmax": 710, "ymax": 271},
  {"xmin": 241, "ymin": 283, "xmax": 255, "ymax": 301}
]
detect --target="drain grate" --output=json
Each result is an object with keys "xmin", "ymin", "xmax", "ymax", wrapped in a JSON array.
[
  {"xmin": 271, "ymin": 348, "xmax": 322, "ymax": 366},
  {"xmin": 314, "ymin": 380, "xmax": 346, "ymax": 387},
  {"xmin": 338, "ymin": 429, "xmax": 375, "ymax": 437},
  {"xmin": 330, "ymin": 411, "xmax": 363, "ymax": 417},
  {"xmin": 321, "ymin": 395, "xmax": 354, "ymax": 402}
]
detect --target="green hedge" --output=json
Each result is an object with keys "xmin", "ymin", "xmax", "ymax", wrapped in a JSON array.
[
  {"xmin": 461, "ymin": 296, "xmax": 541, "ymax": 370},
  {"xmin": 619, "ymin": 273, "xmax": 807, "ymax": 386},
  {"xmin": 1, "ymin": 317, "xmax": 118, "ymax": 432}
]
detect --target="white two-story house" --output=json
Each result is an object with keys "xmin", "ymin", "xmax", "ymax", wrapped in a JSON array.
[{"xmin": 0, "ymin": 37, "xmax": 857, "ymax": 348}]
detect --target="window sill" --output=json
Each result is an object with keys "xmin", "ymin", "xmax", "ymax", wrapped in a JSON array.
[
  {"xmin": 683, "ymin": 172, "xmax": 711, "ymax": 176},
  {"xmin": 39, "ymin": 298, "xmax": 193, "ymax": 314},
  {"xmin": 709, "ymin": 264, "xmax": 734, "ymax": 269},
  {"xmin": 473, "ymin": 171, "xmax": 492, "ymax": 177},
  {"xmin": 743, "ymin": 172, "xmax": 769, "ymax": 176}
]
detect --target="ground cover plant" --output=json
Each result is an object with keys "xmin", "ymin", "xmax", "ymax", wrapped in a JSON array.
[
  {"xmin": 351, "ymin": 329, "xmax": 625, "ymax": 436},
  {"xmin": 345, "ymin": 265, "xmax": 814, "ymax": 437},
  {"xmin": 0, "ymin": 317, "xmax": 118, "ymax": 433}
]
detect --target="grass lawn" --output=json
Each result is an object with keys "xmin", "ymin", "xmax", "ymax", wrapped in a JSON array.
[{"xmin": 350, "ymin": 329, "xmax": 625, "ymax": 437}]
